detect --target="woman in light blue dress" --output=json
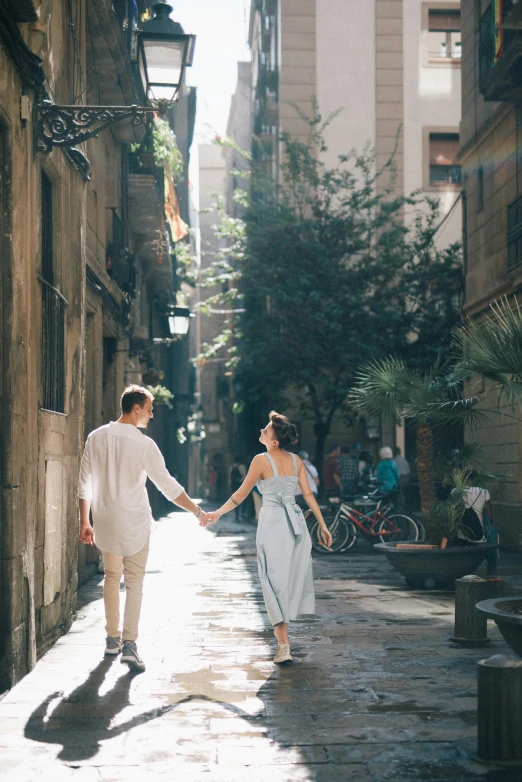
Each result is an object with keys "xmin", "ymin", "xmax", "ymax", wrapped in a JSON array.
[{"xmin": 207, "ymin": 411, "xmax": 332, "ymax": 664}]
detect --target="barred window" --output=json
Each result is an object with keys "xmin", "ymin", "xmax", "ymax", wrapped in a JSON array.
[{"xmin": 40, "ymin": 171, "xmax": 66, "ymax": 413}]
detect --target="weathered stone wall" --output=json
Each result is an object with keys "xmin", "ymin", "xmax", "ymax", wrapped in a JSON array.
[
  {"xmin": 460, "ymin": 0, "xmax": 522, "ymax": 552},
  {"xmin": 0, "ymin": 1, "xmax": 86, "ymax": 689}
]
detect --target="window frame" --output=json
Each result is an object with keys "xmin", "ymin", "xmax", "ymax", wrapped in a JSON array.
[
  {"xmin": 422, "ymin": 2, "xmax": 462, "ymax": 68},
  {"xmin": 39, "ymin": 165, "xmax": 67, "ymax": 415},
  {"xmin": 423, "ymin": 126, "xmax": 462, "ymax": 192}
]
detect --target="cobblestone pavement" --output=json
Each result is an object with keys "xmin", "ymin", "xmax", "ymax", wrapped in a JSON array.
[{"xmin": 1, "ymin": 512, "xmax": 522, "ymax": 782}]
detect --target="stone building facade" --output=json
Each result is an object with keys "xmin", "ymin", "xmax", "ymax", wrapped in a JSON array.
[
  {"xmin": 460, "ymin": 0, "xmax": 522, "ymax": 551},
  {"xmin": 0, "ymin": 0, "xmax": 194, "ymax": 691},
  {"xmin": 245, "ymin": 0, "xmax": 463, "ymax": 461}
]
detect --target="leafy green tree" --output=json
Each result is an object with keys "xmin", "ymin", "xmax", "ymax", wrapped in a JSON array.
[{"xmin": 197, "ymin": 111, "xmax": 462, "ymax": 466}]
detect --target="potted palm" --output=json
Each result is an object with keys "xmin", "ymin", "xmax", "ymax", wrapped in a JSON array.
[
  {"xmin": 349, "ymin": 358, "xmax": 500, "ymax": 588},
  {"xmin": 379, "ymin": 467, "xmax": 496, "ymax": 589}
]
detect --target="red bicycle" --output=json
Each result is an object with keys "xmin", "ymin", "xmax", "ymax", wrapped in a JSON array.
[{"xmin": 307, "ymin": 495, "xmax": 419, "ymax": 553}]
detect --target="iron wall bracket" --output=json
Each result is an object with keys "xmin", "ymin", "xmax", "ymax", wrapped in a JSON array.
[{"xmin": 36, "ymin": 101, "xmax": 157, "ymax": 154}]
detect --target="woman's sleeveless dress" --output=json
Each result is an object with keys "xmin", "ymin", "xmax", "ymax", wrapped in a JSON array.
[{"xmin": 256, "ymin": 452, "xmax": 315, "ymax": 626}]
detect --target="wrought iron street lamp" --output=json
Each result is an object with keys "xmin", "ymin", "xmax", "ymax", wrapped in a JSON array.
[
  {"xmin": 138, "ymin": 3, "xmax": 195, "ymax": 106},
  {"xmin": 36, "ymin": 1, "xmax": 196, "ymax": 154}
]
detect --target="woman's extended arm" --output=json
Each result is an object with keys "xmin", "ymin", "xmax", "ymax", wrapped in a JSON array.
[
  {"xmin": 206, "ymin": 455, "xmax": 265, "ymax": 525},
  {"xmin": 297, "ymin": 458, "xmax": 332, "ymax": 548}
]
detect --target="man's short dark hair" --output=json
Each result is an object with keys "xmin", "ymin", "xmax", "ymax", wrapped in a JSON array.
[
  {"xmin": 393, "ymin": 446, "xmax": 401, "ymax": 456},
  {"xmin": 341, "ymin": 446, "xmax": 350, "ymax": 455},
  {"xmin": 120, "ymin": 385, "xmax": 154, "ymax": 414}
]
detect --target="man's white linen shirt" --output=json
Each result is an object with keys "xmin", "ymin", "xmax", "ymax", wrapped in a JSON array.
[{"xmin": 78, "ymin": 422, "xmax": 184, "ymax": 556}]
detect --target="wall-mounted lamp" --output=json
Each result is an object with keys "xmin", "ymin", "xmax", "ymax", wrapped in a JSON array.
[
  {"xmin": 168, "ymin": 306, "xmax": 192, "ymax": 336},
  {"xmin": 36, "ymin": 2, "xmax": 196, "ymax": 154}
]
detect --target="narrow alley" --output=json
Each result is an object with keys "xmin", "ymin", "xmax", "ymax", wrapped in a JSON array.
[{"xmin": 0, "ymin": 513, "xmax": 520, "ymax": 781}]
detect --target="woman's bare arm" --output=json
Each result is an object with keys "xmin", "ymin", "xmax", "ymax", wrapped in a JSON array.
[
  {"xmin": 206, "ymin": 455, "xmax": 265, "ymax": 523},
  {"xmin": 297, "ymin": 458, "xmax": 332, "ymax": 547}
]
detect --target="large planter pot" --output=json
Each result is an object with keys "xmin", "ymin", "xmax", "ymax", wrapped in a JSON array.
[
  {"xmin": 476, "ymin": 598, "xmax": 522, "ymax": 657},
  {"xmin": 374, "ymin": 541, "xmax": 498, "ymax": 589}
]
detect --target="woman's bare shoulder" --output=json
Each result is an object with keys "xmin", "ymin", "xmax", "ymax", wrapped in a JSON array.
[{"xmin": 250, "ymin": 453, "xmax": 268, "ymax": 467}]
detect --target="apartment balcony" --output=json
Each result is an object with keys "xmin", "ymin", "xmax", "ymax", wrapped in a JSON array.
[
  {"xmin": 479, "ymin": 0, "xmax": 522, "ymax": 101},
  {"xmin": 128, "ymin": 152, "xmax": 173, "ymax": 293}
]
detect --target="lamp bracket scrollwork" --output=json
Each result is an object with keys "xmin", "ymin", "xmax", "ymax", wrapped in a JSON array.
[{"xmin": 36, "ymin": 101, "xmax": 157, "ymax": 154}]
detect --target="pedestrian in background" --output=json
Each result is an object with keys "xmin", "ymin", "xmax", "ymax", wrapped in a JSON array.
[
  {"xmin": 323, "ymin": 444, "xmax": 342, "ymax": 498},
  {"xmin": 230, "ymin": 455, "xmax": 247, "ymax": 520},
  {"xmin": 78, "ymin": 385, "xmax": 208, "ymax": 672},
  {"xmin": 393, "ymin": 446, "xmax": 411, "ymax": 508},
  {"xmin": 375, "ymin": 446, "xmax": 400, "ymax": 497},
  {"xmin": 339, "ymin": 446, "xmax": 359, "ymax": 496},
  {"xmin": 359, "ymin": 451, "xmax": 374, "ymax": 492},
  {"xmin": 295, "ymin": 450, "xmax": 319, "ymax": 497},
  {"xmin": 453, "ymin": 471, "xmax": 502, "ymax": 581}
]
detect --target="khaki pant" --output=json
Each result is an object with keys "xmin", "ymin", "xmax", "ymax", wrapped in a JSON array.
[{"xmin": 102, "ymin": 537, "xmax": 150, "ymax": 642}]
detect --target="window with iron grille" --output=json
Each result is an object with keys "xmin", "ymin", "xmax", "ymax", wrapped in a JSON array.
[
  {"xmin": 507, "ymin": 195, "xmax": 522, "ymax": 272},
  {"xmin": 40, "ymin": 171, "xmax": 67, "ymax": 413}
]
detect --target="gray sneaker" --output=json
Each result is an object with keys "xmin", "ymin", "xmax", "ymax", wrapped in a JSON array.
[
  {"xmin": 105, "ymin": 635, "xmax": 122, "ymax": 655},
  {"xmin": 121, "ymin": 640, "xmax": 146, "ymax": 672}
]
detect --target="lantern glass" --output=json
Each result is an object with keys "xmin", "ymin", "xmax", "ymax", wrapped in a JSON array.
[
  {"xmin": 168, "ymin": 308, "xmax": 191, "ymax": 336},
  {"xmin": 140, "ymin": 38, "xmax": 186, "ymax": 102}
]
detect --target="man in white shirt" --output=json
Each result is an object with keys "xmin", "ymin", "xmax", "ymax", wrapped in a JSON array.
[{"xmin": 79, "ymin": 385, "xmax": 208, "ymax": 672}]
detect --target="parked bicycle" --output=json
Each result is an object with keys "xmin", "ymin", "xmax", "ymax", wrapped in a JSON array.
[{"xmin": 306, "ymin": 492, "xmax": 419, "ymax": 554}]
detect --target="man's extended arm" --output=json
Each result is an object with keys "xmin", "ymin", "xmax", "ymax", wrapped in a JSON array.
[
  {"xmin": 144, "ymin": 440, "xmax": 208, "ymax": 525},
  {"xmin": 171, "ymin": 491, "xmax": 208, "ymax": 524}
]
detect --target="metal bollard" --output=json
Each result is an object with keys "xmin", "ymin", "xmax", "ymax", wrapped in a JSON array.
[
  {"xmin": 478, "ymin": 654, "xmax": 522, "ymax": 760},
  {"xmin": 451, "ymin": 575, "xmax": 489, "ymax": 646}
]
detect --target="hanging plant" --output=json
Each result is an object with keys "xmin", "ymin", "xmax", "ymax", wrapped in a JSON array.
[
  {"xmin": 152, "ymin": 117, "xmax": 184, "ymax": 180},
  {"xmin": 146, "ymin": 384, "xmax": 174, "ymax": 410}
]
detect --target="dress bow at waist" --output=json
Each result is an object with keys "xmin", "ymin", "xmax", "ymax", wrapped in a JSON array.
[{"xmin": 262, "ymin": 491, "xmax": 304, "ymax": 536}]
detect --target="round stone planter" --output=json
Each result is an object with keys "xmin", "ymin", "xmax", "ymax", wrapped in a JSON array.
[
  {"xmin": 373, "ymin": 541, "xmax": 498, "ymax": 589},
  {"xmin": 476, "ymin": 598, "xmax": 522, "ymax": 657}
]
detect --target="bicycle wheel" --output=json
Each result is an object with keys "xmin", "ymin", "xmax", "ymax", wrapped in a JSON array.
[
  {"xmin": 339, "ymin": 519, "xmax": 357, "ymax": 551},
  {"xmin": 376, "ymin": 514, "xmax": 419, "ymax": 544},
  {"xmin": 310, "ymin": 518, "xmax": 351, "ymax": 554}
]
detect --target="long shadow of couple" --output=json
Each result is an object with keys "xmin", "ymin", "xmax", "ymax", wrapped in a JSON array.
[{"xmin": 23, "ymin": 652, "xmax": 304, "ymax": 762}]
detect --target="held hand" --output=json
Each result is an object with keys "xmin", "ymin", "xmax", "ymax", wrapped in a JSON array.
[
  {"xmin": 206, "ymin": 511, "xmax": 220, "ymax": 527},
  {"xmin": 80, "ymin": 522, "xmax": 94, "ymax": 546},
  {"xmin": 198, "ymin": 510, "xmax": 209, "ymax": 527},
  {"xmin": 320, "ymin": 525, "xmax": 333, "ymax": 550}
]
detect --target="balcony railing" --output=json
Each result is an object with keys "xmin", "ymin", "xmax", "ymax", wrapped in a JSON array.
[
  {"xmin": 479, "ymin": 0, "xmax": 522, "ymax": 101},
  {"xmin": 507, "ymin": 195, "xmax": 522, "ymax": 272},
  {"xmin": 106, "ymin": 210, "xmax": 137, "ymax": 297}
]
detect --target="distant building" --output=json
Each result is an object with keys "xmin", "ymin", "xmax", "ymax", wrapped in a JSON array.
[{"xmin": 248, "ymin": 0, "xmax": 463, "ymax": 457}]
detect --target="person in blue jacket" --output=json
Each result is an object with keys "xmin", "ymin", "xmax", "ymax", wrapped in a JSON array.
[{"xmin": 375, "ymin": 447, "xmax": 400, "ymax": 495}]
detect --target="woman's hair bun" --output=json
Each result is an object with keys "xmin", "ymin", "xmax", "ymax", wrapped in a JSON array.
[{"xmin": 269, "ymin": 410, "xmax": 298, "ymax": 448}]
